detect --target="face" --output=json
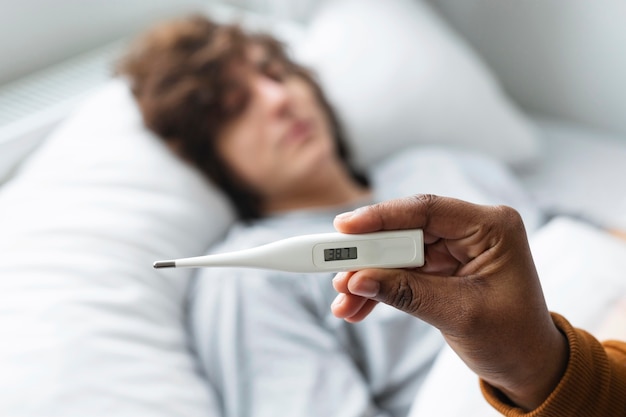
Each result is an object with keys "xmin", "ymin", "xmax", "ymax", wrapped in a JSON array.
[{"xmin": 215, "ymin": 45, "xmax": 339, "ymax": 202}]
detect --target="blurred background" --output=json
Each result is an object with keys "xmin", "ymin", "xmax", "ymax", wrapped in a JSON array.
[
  {"xmin": 1, "ymin": 0, "xmax": 626, "ymax": 220},
  {"xmin": 2, "ymin": 0, "xmax": 626, "ymax": 133}
]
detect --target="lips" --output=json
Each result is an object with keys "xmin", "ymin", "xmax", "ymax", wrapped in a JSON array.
[{"xmin": 284, "ymin": 119, "xmax": 313, "ymax": 144}]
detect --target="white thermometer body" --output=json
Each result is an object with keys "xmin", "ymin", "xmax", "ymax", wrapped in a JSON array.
[{"xmin": 154, "ymin": 229, "xmax": 424, "ymax": 273}]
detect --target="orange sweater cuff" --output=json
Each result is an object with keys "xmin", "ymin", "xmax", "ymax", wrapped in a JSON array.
[{"xmin": 481, "ymin": 312, "xmax": 626, "ymax": 417}]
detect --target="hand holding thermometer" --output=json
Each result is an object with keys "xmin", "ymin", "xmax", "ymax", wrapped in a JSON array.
[{"xmin": 153, "ymin": 229, "xmax": 424, "ymax": 273}]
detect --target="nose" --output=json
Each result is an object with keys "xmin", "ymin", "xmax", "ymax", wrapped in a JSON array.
[{"xmin": 253, "ymin": 76, "xmax": 291, "ymax": 118}]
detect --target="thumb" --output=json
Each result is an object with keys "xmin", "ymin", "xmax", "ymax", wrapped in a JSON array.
[{"xmin": 346, "ymin": 268, "xmax": 469, "ymax": 329}]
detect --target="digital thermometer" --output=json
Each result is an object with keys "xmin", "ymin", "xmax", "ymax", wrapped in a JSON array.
[{"xmin": 153, "ymin": 229, "xmax": 424, "ymax": 273}]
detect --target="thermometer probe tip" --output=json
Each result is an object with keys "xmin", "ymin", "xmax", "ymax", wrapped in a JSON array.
[{"xmin": 154, "ymin": 261, "xmax": 176, "ymax": 269}]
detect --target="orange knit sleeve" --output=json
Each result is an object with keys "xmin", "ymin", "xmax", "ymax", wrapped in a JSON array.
[{"xmin": 481, "ymin": 312, "xmax": 626, "ymax": 417}]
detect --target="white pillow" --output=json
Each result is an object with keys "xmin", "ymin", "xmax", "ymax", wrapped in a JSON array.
[
  {"xmin": 0, "ymin": 79, "xmax": 232, "ymax": 417},
  {"xmin": 0, "ymin": 120, "xmax": 57, "ymax": 184},
  {"xmin": 294, "ymin": 0, "xmax": 539, "ymax": 168}
]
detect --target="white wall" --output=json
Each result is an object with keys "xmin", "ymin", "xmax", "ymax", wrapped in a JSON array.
[
  {"xmin": 0, "ymin": 0, "xmax": 209, "ymax": 84},
  {"xmin": 217, "ymin": 0, "xmax": 319, "ymax": 21},
  {"xmin": 427, "ymin": 0, "xmax": 626, "ymax": 137}
]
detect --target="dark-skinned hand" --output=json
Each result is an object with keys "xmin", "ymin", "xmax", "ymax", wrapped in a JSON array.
[{"xmin": 331, "ymin": 194, "xmax": 568, "ymax": 411}]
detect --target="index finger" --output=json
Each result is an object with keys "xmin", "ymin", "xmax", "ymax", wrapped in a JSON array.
[{"xmin": 334, "ymin": 194, "xmax": 493, "ymax": 241}]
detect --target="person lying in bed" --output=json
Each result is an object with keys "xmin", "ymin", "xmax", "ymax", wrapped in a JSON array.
[
  {"xmin": 116, "ymin": 15, "xmax": 541, "ymax": 417},
  {"xmin": 332, "ymin": 195, "xmax": 626, "ymax": 417}
]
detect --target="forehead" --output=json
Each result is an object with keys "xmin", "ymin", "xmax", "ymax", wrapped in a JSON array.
[{"xmin": 222, "ymin": 39, "xmax": 286, "ymax": 82}]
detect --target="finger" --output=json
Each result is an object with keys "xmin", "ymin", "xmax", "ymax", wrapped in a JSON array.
[
  {"xmin": 331, "ymin": 271, "xmax": 354, "ymax": 294},
  {"xmin": 421, "ymin": 238, "xmax": 463, "ymax": 275},
  {"xmin": 335, "ymin": 196, "xmax": 527, "ymax": 275},
  {"xmin": 331, "ymin": 292, "xmax": 377, "ymax": 320},
  {"xmin": 334, "ymin": 194, "xmax": 490, "ymax": 240},
  {"xmin": 344, "ymin": 299, "xmax": 379, "ymax": 323},
  {"xmin": 344, "ymin": 267, "xmax": 471, "ymax": 330}
]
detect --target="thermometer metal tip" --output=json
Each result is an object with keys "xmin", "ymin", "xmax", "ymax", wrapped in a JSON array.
[{"xmin": 153, "ymin": 261, "xmax": 176, "ymax": 269}]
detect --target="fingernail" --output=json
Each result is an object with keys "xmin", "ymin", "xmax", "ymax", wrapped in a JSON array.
[
  {"xmin": 332, "ymin": 272, "xmax": 346, "ymax": 285},
  {"xmin": 350, "ymin": 278, "xmax": 380, "ymax": 298},
  {"xmin": 331, "ymin": 293, "xmax": 346, "ymax": 307},
  {"xmin": 334, "ymin": 211, "xmax": 354, "ymax": 221}
]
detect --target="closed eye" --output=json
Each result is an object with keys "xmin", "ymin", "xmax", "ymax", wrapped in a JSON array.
[{"xmin": 257, "ymin": 56, "xmax": 289, "ymax": 82}]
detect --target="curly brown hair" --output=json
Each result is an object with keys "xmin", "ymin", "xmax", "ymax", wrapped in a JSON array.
[{"xmin": 116, "ymin": 15, "xmax": 367, "ymax": 221}]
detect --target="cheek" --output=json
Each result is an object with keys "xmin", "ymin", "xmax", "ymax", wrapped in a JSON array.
[{"xmin": 217, "ymin": 129, "xmax": 274, "ymax": 189}]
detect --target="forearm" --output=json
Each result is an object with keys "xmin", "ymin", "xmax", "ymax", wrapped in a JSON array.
[{"xmin": 481, "ymin": 313, "xmax": 626, "ymax": 417}]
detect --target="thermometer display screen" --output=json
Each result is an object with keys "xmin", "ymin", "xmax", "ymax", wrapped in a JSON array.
[{"xmin": 324, "ymin": 247, "xmax": 358, "ymax": 261}]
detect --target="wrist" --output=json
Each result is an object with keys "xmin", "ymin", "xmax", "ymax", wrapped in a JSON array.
[{"xmin": 491, "ymin": 316, "xmax": 570, "ymax": 411}]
